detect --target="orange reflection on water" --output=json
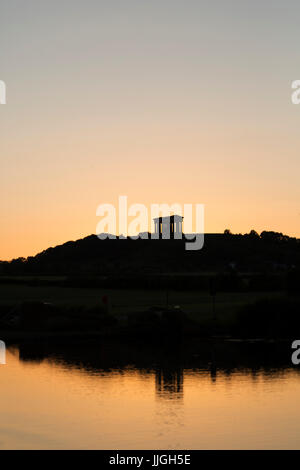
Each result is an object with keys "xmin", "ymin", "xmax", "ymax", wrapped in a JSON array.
[{"xmin": 1, "ymin": 348, "xmax": 300, "ymax": 449}]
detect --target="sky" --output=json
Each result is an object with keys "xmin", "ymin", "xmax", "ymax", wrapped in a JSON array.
[{"xmin": 1, "ymin": 0, "xmax": 300, "ymax": 260}]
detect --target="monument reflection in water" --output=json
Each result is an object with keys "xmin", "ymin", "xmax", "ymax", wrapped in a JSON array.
[{"xmin": 1, "ymin": 339, "xmax": 300, "ymax": 450}]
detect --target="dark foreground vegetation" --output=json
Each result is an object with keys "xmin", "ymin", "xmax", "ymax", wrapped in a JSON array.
[
  {"xmin": 0, "ymin": 230, "xmax": 299, "ymax": 340},
  {"xmin": 0, "ymin": 294, "xmax": 300, "ymax": 342}
]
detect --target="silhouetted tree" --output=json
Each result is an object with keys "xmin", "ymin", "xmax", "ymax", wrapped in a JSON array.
[{"xmin": 249, "ymin": 230, "xmax": 259, "ymax": 238}]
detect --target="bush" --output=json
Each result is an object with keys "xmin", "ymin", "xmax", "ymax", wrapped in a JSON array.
[{"xmin": 234, "ymin": 297, "xmax": 300, "ymax": 338}]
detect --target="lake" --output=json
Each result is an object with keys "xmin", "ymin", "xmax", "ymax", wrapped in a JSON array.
[{"xmin": 0, "ymin": 339, "xmax": 299, "ymax": 449}]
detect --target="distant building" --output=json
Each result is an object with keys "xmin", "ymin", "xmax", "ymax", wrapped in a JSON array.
[{"xmin": 153, "ymin": 215, "xmax": 183, "ymax": 239}]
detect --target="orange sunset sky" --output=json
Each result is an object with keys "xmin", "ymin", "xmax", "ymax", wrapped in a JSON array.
[{"xmin": 1, "ymin": 1, "xmax": 300, "ymax": 260}]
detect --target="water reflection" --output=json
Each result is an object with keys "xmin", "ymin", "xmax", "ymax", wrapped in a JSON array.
[
  {"xmin": 155, "ymin": 367, "xmax": 184, "ymax": 400},
  {"xmin": 2, "ymin": 339, "xmax": 300, "ymax": 449},
  {"xmin": 15, "ymin": 338, "xmax": 299, "ymax": 396}
]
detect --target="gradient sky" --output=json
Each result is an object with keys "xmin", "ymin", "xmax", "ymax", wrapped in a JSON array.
[{"xmin": 1, "ymin": 0, "xmax": 300, "ymax": 260}]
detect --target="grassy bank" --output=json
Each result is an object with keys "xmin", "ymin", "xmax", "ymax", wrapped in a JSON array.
[
  {"xmin": 0, "ymin": 281, "xmax": 281, "ymax": 315},
  {"xmin": 0, "ymin": 281, "xmax": 294, "ymax": 340}
]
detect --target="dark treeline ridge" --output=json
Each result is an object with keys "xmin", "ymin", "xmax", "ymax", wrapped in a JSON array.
[{"xmin": 0, "ymin": 230, "xmax": 300, "ymax": 293}]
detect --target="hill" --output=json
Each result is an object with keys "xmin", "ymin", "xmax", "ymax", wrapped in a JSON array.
[{"xmin": 1, "ymin": 231, "xmax": 299, "ymax": 286}]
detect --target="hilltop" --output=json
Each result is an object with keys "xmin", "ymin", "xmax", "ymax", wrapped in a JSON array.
[{"xmin": 1, "ymin": 231, "xmax": 299, "ymax": 282}]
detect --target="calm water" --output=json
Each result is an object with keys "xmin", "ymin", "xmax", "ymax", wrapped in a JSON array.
[{"xmin": 0, "ymin": 340, "xmax": 300, "ymax": 449}]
